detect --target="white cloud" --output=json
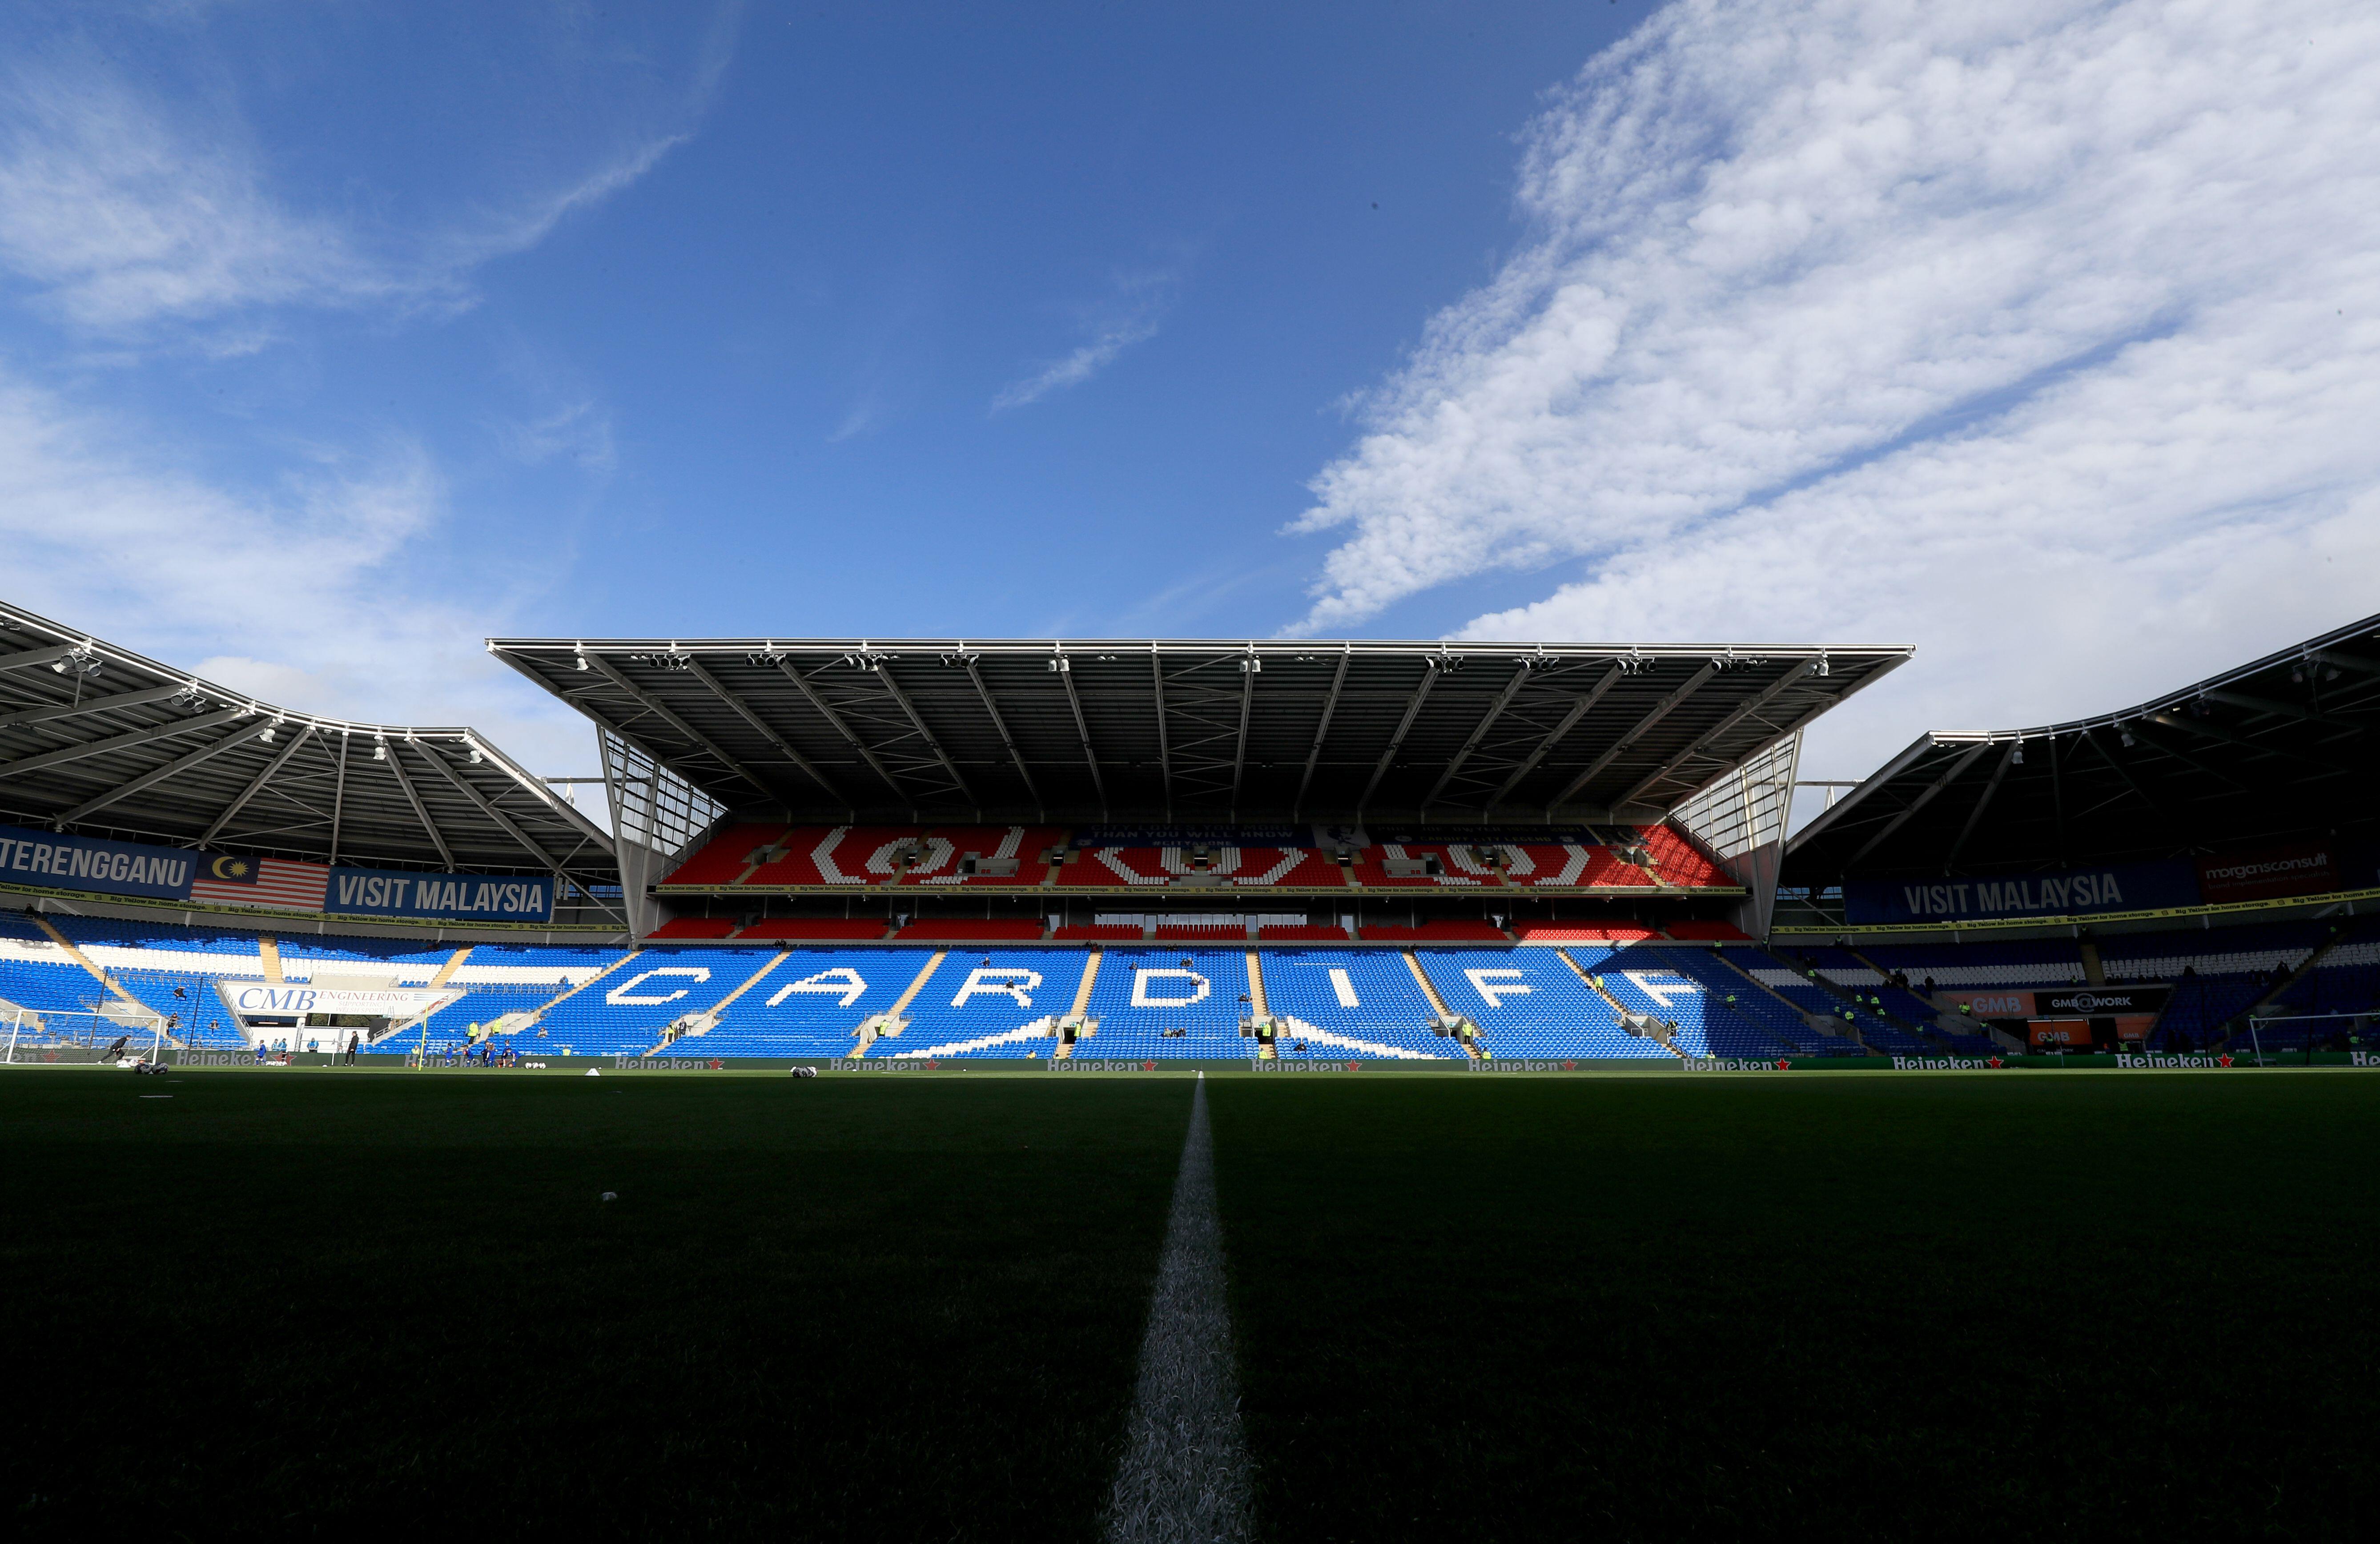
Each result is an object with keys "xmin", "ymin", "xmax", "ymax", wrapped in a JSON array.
[
  {"xmin": 0, "ymin": 66, "xmax": 416, "ymax": 330},
  {"xmin": 992, "ymin": 269, "xmax": 1178, "ymax": 412},
  {"xmin": 1291, "ymin": 0, "xmax": 2380, "ymax": 775},
  {"xmin": 0, "ymin": 30, "xmax": 720, "ymax": 337},
  {"xmin": 0, "ymin": 370, "xmax": 594, "ymax": 774}
]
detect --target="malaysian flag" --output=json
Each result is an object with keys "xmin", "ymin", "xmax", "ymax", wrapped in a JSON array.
[{"xmin": 189, "ymin": 856, "xmax": 330, "ymax": 912}]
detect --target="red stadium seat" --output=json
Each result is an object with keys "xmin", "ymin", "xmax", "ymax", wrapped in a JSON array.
[
  {"xmin": 646, "ymin": 917, "xmax": 738, "ymax": 940},
  {"xmin": 1662, "ymin": 921, "xmax": 1751, "ymax": 941},
  {"xmin": 657, "ymin": 823, "xmax": 790, "ymax": 888},
  {"xmin": 1357, "ymin": 921, "xmax": 1509, "ymax": 942},
  {"xmin": 1254, "ymin": 924, "xmax": 1353, "ymax": 942},
  {"xmin": 745, "ymin": 827, "xmax": 927, "ymax": 886},
  {"xmin": 734, "ymin": 918, "xmax": 894, "ymax": 941},
  {"xmin": 1052, "ymin": 924, "xmax": 1144, "ymax": 941},
  {"xmin": 1153, "ymin": 923, "xmax": 1246, "ymax": 941},
  {"xmin": 891, "ymin": 919, "xmax": 1048, "ymax": 942},
  {"xmin": 1511, "ymin": 921, "xmax": 1658, "ymax": 942},
  {"xmin": 895, "ymin": 826, "xmax": 1068, "ymax": 885}
]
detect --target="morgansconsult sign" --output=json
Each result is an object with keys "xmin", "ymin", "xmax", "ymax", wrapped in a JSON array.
[{"xmin": 329, "ymin": 867, "xmax": 555, "ymax": 922}]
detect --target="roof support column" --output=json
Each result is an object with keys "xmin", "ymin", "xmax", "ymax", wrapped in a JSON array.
[
  {"xmin": 201, "ymin": 724, "xmax": 319, "ymax": 843},
  {"xmin": 1291, "ymin": 644, "xmax": 1351, "ymax": 821}
]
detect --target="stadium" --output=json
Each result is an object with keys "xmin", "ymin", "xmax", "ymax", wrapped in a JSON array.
[{"xmin": 7, "ymin": 596, "xmax": 2379, "ymax": 1537}]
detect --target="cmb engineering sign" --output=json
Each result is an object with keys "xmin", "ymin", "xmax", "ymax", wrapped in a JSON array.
[{"xmin": 220, "ymin": 980, "xmax": 457, "ymax": 1021}]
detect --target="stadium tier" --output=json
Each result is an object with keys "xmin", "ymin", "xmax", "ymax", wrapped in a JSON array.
[
  {"xmin": 652, "ymin": 824, "xmax": 1738, "ymax": 896},
  {"xmin": 5, "ymin": 907, "xmax": 2373, "ymax": 1061}
]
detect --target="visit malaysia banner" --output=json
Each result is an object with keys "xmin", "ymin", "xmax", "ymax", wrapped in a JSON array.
[
  {"xmin": 328, "ymin": 866, "xmax": 554, "ymax": 922},
  {"xmin": 1845, "ymin": 860, "xmax": 2200, "ymax": 925},
  {"xmin": 0, "ymin": 822, "xmax": 196, "ymax": 901}
]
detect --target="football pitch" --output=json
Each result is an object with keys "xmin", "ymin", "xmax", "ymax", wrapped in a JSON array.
[{"xmin": 5, "ymin": 1068, "xmax": 2376, "ymax": 1539}]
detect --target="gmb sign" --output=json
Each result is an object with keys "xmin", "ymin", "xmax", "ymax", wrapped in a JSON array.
[{"xmin": 329, "ymin": 866, "xmax": 554, "ymax": 922}]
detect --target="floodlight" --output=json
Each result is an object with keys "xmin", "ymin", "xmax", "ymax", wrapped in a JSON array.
[
  {"xmin": 2119, "ymin": 728, "xmax": 2136, "ymax": 748},
  {"xmin": 372, "ymin": 738, "xmax": 388, "ymax": 761},
  {"xmin": 2011, "ymin": 745, "xmax": 2024, "ymax": 765}
]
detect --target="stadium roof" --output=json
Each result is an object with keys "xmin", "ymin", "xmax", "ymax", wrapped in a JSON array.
[
  {"xmin": 1784, "ymin": 611, "xmax": 2380, "ymax": 884},
  {"xmin": 0, "ymin": 600, "xmax": 613, "ymax": 880},
  {"xmin": 489, "ymin": 636, "xmax": 1911, "ymax": 827}
]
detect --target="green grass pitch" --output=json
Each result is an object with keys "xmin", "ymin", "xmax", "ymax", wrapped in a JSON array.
[{"xmin": 4, "ymin": 1067, "xmax": 2376, "ymax": 1539}]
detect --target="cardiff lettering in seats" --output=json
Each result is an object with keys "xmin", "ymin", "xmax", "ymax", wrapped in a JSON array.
[
  {"xmin": 607, "ymin": 967, "xmax": 712, "ymax": 1005},
  {"xmin": 1464, "ymin": 968, "xmax": 1530, "ymax": 1008},
  {"xmin": 1132, "ymin": 969, "xmax": 1210, "ymax": 1009},
  {"xmin": 769, "ymin": 967, "xmax": 868, "ymax": 1008},
  {"xmin": 952, "ymin": 967, "xmax": 1043, "ymax": 1007},
  {"xmin": 1329, "ymin": 968, "xmax": 1361, "ymax": 1008},
  {"xmin": 1620, "ymin": 971, "xmax": 1700, "ymax": 1010}
]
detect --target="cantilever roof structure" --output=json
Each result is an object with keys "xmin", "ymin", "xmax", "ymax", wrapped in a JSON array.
[
  {"xmin": 490, "ymin": 636, "xmax": 1912, "ymax": 827},
  {"xmin": 0, "ymin": 600, "xmax": 614, "ymax": 881},
  {"xmin": 1785, "ymin": 612, "xmax": 2380, "ymax": 884}
]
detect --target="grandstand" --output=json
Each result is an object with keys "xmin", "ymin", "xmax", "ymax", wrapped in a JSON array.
[{"xmin": 3, "ymin": 600, "xmax": 2376, "ymax": 1065}]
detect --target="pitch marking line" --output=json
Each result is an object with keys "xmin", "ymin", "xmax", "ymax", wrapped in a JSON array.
[{"xmin": 1103, "ymin": 1072, "xmax": 1253, "ymax": 1544}]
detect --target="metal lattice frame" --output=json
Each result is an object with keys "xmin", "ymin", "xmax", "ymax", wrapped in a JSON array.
[
  {"xmin": 1785, "ymin": 612, "xmax": 2380, "ymax": 883},
  {"xmin": 488, "ymin": 637, "xmax": 1911, "ymax": 826},
  {"xmin": 0, "ymin": 600, "xmax": 612, "ymax": 882}
]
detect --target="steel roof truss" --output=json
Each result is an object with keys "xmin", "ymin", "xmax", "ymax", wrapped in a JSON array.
[
  {"xmin": 962, "ymin": 658, "xmax": 1041, "ymax": 820},
  {"xmin": 586, "ymin": 655, "xmax": 776, "ymax": 801},
  {"xmin": 1291, "ymin": 645, "xmax": 1352, "ymax": 820},
  {"xmin": 1150, "ymin": 646, "xmax": 1171, "ymax": 820},
  {"xmin": 1551, "ymin": 662, "xmax": 1719, "ymax": 812},
  {"xmin": 381, "ymin": 742, "xmax": 457, "ymax": 868},
  {"xmin": 55, "ymin": 720, "xmax": 278, "ymax": 824},
  {"xmin": 1940, "ymin": 741, "xmax": 2019, "ymax": 871},
  {"xmin": 1616, "ymin": 665, "xmax": 1816, "ymax": 809},
  {"xmin": 1845, "ymin": 740, "xmax": 1994, "ymax": 868},
  {"xmin": 1485, "ymin": 666, "xmax": 1621, "ymax": 811},
  {"xmin": 1420, "ymin": 663, "xmax": 1533, "ymax": 815},
  {"xmin": 1053, "ymin": 655, "xmax": 1106, "ymax": 820},
  {"xmin": 201, "ymin": 723, "xmax": 319, "ymax": 843},
  {"xmin": 415, "ymin": 742, "xmax": 563, "ymax": 873},
  {"xmin": 687, "ymin": 659, "xmax": 849, "ymax": 812},
  {"xmin": 0, "ymin": 644, "xmax": 82, "ymax": 674},
  {"xmin": 0, "ymin": 683, "xmax": 193, "ymax": 732},
  {"xmin": 1357, "ymin": 663, "xmax": 1440, "ymax": 815},
  {"xmin": 778, "ymin": 662, "xmax": 915, "ymax": 812},
  {"xmin": 2144, "ymin": 711, "xmax": 2355, "ymax": 776},
  {"xmin": 0, "ymin": 706, "xmax": 252, "ymax": 780}
]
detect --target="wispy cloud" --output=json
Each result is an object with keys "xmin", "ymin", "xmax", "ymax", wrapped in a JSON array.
[
  {"xmin": 0, "ymin": 0, "xmax": 743, "ymax": 340},
  {"xmin": 0, "ymin": 64, "xmax": 415, "ymax": 331},
  {"xmin": 992, "ymin": 269, "xmax": 1178, "ymax": 412},
  {"xmin": 1288, "ymin": 0, "xmax": 2380, "ymax": 772},
  {"xmin": 0, "ymin": 365, "xmax": 595, "ymax": 770}
]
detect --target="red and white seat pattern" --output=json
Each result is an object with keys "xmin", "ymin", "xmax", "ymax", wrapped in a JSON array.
[
  {"xmin": 897, "ymin": 827, "xmax": 1066, "ymax": 886},
  {"xmin": 1055, "ymin": 846, "xmax": 1343, "ymax": 888},
  {"xmin": 659, "ymin": 823, "xmax": 791, "ymax": 887}
]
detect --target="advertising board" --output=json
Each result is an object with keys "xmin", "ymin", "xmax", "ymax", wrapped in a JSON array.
[
  {"xmin": 1845, "ymin": 860, "xmax": 2200, "ymax": 925},
  {"xmin": 2196, "ymin": 843, "xmax": 2341, "ymax": 904},
  {"xmin": 328, "ymin": 867, "xmax": 555, "ymax": 922},
  {"xmin": 0, "ymin": 821, "xmax": 196, "ymax": 901}
]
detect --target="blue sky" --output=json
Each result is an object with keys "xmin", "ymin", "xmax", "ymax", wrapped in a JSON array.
[{"xmin": 3, "ymin": 0, "xmax": 2375, "ymax": 791}]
